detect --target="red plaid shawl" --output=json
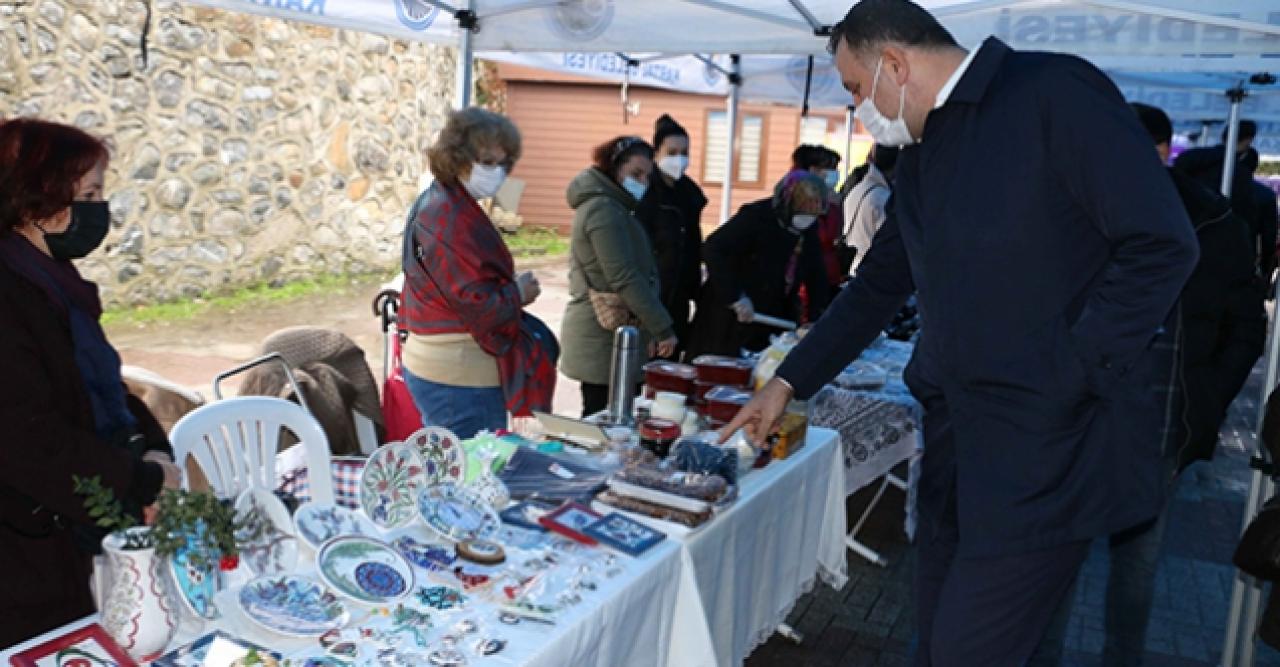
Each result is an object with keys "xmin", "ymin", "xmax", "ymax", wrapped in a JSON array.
[{"xmin": 400, "ymin": 182, "xmax": 557, "ymax": 417}]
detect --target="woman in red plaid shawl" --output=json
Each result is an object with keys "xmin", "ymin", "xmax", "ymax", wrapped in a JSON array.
[{"xmin": 400, "ymin": 108, "xmax": 558, "ymax": 438}]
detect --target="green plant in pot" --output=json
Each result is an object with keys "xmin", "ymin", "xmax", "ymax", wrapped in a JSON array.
[{"xmin": 74, "ymin": 476, "xmax": 242, "ymax": 657}]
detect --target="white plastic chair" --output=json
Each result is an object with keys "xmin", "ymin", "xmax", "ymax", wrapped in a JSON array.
[{"xmin": 170, "ymin": 396, "xmax": 335, "ymax": 505}]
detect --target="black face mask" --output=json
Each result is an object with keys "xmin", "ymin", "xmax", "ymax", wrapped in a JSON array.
[{"xmin": 44, "ymin": 201, "xmax": 110, "ymax": 260}]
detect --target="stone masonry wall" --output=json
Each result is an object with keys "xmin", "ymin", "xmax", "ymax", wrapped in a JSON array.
[{"xmin": 0, "ymin": 0, "xmax": 456, "ymax": 306}]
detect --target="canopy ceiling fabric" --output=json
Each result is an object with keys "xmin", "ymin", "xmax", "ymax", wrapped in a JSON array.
[
  {"xmin": 188, "ymin": 1, "xmax": 1280, "ymax": 69},
  {"xmin": 185, "ymin": 1, "xmax": 1280, "ymax": 147}
]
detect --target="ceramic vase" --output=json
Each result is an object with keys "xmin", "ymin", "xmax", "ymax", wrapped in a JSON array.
[{"xmin": 100, "ymin": 527, "xmax": 179, "ymax": 661}]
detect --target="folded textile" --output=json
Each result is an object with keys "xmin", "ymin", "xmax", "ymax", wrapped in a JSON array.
[{"xmin": 498, "ymin": 446, "xmax": 608, "ymax": 504}]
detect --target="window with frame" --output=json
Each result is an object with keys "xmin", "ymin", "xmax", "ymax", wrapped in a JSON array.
[{"xmin": 704, "ymin": 110, "xmax": 767, "ymax": 185}]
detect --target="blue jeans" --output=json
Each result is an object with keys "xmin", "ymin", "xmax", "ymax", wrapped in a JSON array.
[{"xmin": 403, "ymin": 370, "xmax": 507, "ymax": 440}]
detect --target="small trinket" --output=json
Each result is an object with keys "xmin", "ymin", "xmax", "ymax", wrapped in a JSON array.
[
  {"xmin": 453, "ymin": 618, "xmax": 479, "ymax": 635},
  {"xmin": 452, "ymin": 566, "xmax": 492, "ymax": 591},
  {"xmin": 417, "ymin": 585, "xmax": 466, "ymax": 610},
  {"xmin": 457, "ymin": 538, "xmax": 505, "ymax": 565},
  {"xmin": 475, "ymin": 638, "xmax": 507, "ymax": 656},
  {"xmin": 427, "ymin": 636, "xmax": 467, "ymax": 666}
]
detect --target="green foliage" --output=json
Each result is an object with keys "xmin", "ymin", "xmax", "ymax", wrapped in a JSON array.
[
  {"xmin": 1257, "ymin": 160, "xmax": 1280, "ymax": 178},
  {"xmin": 73, "ymin": 476, "xmax": 241, "ymax": 563},
  {"xmin": 73, "ymin": 475, "xmax": 150, "ymax": 549},
  {"xmin": 150, "ymin": 488, "xmax": 242, "ymax": 567},
  {"xmin": 101, "ymin": 269, "xmax": 397, "ymax": 327},
  {"xmin": 503, "ymin": 226, "xmax": 569, "ymax": 258}
]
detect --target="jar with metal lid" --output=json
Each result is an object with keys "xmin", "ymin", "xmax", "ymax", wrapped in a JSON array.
[{"xmin": 638, "ymin": 418, "xmax": 682, "ymax": 459}]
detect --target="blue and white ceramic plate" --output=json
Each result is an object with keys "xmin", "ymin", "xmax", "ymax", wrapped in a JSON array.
[
  {"xmin": 237, "ymin": 574, "xmax": 349, "ymax": 637},
  {"xmin": 170, "ymin": 547, "xmax": 219, "ymax": 620},
  {"xmin": 391, "ymin": 535, "xmax": 457, "ymax": 572},
  {"xmin": 317, "ymin": 535, "xmax": 415, "ymax": 604},
  {"xmin": 416, "ymin": 483, "xmax": 501, "ymax": 544},
  {"xmin": 234, "ymin": 488, "xmax": 299, "ymax": 575},
  {"xmin": 293, "ymin": 501, "xmax": 377, "ymax": 551}
]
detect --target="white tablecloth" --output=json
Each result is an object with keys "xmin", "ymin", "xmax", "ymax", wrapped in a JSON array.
[
  {"xmin": 1, "ymin": 432, "xmax": 843, "ymax": 667},
  {"xmin": 678, "ymin": 427, "xmax": 847, "ymax": 667}
]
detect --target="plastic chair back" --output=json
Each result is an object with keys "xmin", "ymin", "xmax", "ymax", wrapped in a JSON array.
[{"xmin": 170, "ymin": 396, "xmax": 334, "ymax": 505}]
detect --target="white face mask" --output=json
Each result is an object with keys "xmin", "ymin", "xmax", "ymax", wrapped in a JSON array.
[
  {"xmin": 791, "ymin": 214, "xmax": 818, "ymax": 231},
  {"xmin": 823, "ymin": 170, "xmax": 840, "ymax": 191},
  {"xmin": 463, "ymin": 163, "xmax": 506, "ymax": 200},
  {"xmin": 658, "ymin": 155, "xmax": 690, "ymax": 180},
  {"xmin": 854, "ymin": 57, "xmax": 916, "ymax": 148},
  {"xmin": 622, "ymin": 176, "xmax": 648, "ymax": 201}
]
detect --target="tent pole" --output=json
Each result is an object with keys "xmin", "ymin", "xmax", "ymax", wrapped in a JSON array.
[
  {"xmin": 454, "ymin": 0, "xmax": 476, "ymax": 108},
  {"xmin": 1220, "ymin": 86, "xmax": 1247, "ymax": 197},
  {"xmin": 719, "ymin": 54, "xmax": 741, "ymax": 225},
  {"xmin": 843, "ymin": 105, "xmax": 854, "ymax": 181},
  {"xmin": 1221, "ymin": 277, "xmax": 1280, "ymax": 666},
  {"xmin": 1200, "ymin": 122, "xmax": 1213, "ymax": 148}
]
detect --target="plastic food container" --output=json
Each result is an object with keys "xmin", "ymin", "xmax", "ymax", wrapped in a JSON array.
[
  {"xmin": 643, "ymin": 361, "xmax": 698, "ymax": 396},
  {"xmin": 690, "ymin": 355, "xmax": 755, "ymax": 387},
  {"xmin": 703, "ymin": 385, "xmax": 754, "ymax": 423}
]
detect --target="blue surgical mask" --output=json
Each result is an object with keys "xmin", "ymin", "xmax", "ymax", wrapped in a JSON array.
[{"xmin": 622, "ymin": 176, "xmax": 648, "ymax": 201}]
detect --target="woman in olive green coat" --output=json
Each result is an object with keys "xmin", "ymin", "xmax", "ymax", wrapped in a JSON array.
[{"xmin": 561, "ymin": 136, "xmax": 677, "ymax": 416}]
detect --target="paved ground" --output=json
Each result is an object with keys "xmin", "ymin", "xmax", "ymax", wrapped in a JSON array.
[
  {"xmin": 747, "ymin": 362, "xmax": 1280, "ymax": 666},
  {"xmin": 105, "ymin": 261, "xmax": 1280, "ymax": 666}
]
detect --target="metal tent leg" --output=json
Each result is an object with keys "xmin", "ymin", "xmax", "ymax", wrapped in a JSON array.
[
  {"xmin": 1220, "ymin": 87, "xmax": 1247, "ymax": 197},
  {"xmin": 1222, "ymin": 294, "xmax": 1280, "ymax": 667},
  {"xmin": 718, "ymin": 55, "xmax": 741, "ymax": 225},
  {"xmin": 845, "ymin": 472, "xmax": 908, "ymax": 567}
]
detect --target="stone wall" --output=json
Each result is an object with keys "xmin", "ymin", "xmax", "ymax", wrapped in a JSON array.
[{"xmin": 0, "ymin": 0, "xmax": 456, "ymax": 306}]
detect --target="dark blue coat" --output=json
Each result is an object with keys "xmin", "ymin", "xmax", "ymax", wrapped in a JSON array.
[{"xmin": 777, "ymin": 38, "xmax": 1198, "ymax": 557}]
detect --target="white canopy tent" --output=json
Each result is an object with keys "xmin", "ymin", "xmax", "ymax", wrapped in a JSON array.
[{"xmin": 178, "ymin": 1, "xmax": 1280, "ymax": 663}]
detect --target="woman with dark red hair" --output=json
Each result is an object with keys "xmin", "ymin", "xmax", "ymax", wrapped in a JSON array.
[{"xmin": 0, "ymin": 118, "xmax": 181, "ymax": 646}]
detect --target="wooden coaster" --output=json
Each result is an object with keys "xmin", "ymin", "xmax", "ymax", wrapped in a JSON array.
[{"xmin": 457, "ymin": 538, "xmax": 506, "ymax": 565}]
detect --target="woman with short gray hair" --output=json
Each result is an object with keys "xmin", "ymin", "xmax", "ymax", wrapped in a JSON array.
[{"xmin": 400, "ymin": 108, "xmax": 558, "ymax": 438}]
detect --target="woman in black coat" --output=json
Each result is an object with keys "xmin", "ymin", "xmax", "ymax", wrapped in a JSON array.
[
  {"xmin": 0, "ymin": 119, "xmax": 181, "ymax": 646},
  {"xmin": 634, "ymin": 115, "xmax": 707, "ymax": 360},
  {"xmin": 687, "ymin": 170, "xmax": 832, "ymax": 358}
]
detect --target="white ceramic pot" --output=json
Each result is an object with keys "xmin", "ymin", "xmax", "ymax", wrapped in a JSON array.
[{"xmin": 99, "ymin": 527, "xmax": 179, "ymax": 661}]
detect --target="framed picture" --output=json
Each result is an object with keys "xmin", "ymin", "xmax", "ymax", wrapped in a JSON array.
[
  {"xmin": 537, "ymin": 501, "xmax": 602, "ymax": 545},
  {"xmin": 584, "ymin": 512, "xmax": 667, "ymax": 556},
  {"xmin": 499, "ymin": 498, "xmax": 560, "ymax": 531},
  {"xmin": 151, "ymin": 631, "xmax": 281, "ymax": 667},
  {"xmin": 8, "ymin": 623, "xmax": 137, "ymax": 667}
]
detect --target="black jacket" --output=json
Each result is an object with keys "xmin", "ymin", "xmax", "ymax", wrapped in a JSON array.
[
  {"xmin": 1165, "ymin": 169, "xmax": 1265, "ymax": 472},
  {"xmin": 776, "ymin": 38, "xmax": 1198, "ymax": 556},
  {"xmin": 0, "ymin": 250, "xmax": 169, "ymax": 646},
  {"xmin": 1175, "ymin": 146, "xmax": 1276, "ymax": 276},
  {"xmin": 688, "ymin": 198, "xmax": 830, "ymax": 358},
  {"xmin": 635, "ymin": 172, "xmax": 707, "ymax": 349}
]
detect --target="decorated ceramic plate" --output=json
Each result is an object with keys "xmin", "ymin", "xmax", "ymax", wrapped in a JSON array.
[
  {"xmin": 359, "ymin": 442, "xmax": 426, "ymax": 529},
  {"xmin": 317, "ymin": 535, "xmax": 415, "ymax": 604},
  {"xmin": 293, "ymin": 501, "xmax": 377, "ymax": 550},
  {"xmin": 234, "ymin": 488, "xmax": 299, "ymax": 576},
  {"xmin": 407, "ymin": 427, "xmax": 466, "ymax": 485},
  {"xmin": 392, "ymin": 535, "xmax": 458, "ymax": 572},
  {"xmin": 416, "ymin": 484, "xmax": 501, "ymax": 544},
  {"xmin": 237, "ymin": 574, "xmax": 349, "ymax": 637},
  {"xmin": 170, "ymin": 548, "xmax": 219, "ymax": 620}
]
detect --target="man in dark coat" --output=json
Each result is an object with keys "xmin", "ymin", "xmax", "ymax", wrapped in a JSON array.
[
  {"xmin": 1175, "ymin": 120, "xmax": 1275, "ymax": 279},
  {"xmin": 721, "ymin": 1, "xmax": 1198, "ymax": 664},
  {"xmin": 1037, "ymin": 102, "xmax": 1263, "ymax": 665}
]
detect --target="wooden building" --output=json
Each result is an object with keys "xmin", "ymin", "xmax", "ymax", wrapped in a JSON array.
[{"xmin": 497, "ymin": 63, "xmax": 871, "ymax": 234}]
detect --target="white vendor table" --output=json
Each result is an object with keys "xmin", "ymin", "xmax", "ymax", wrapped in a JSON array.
[{"xmin": 0, "ymin": 429, "xmax": 846, "ymax": 667}]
